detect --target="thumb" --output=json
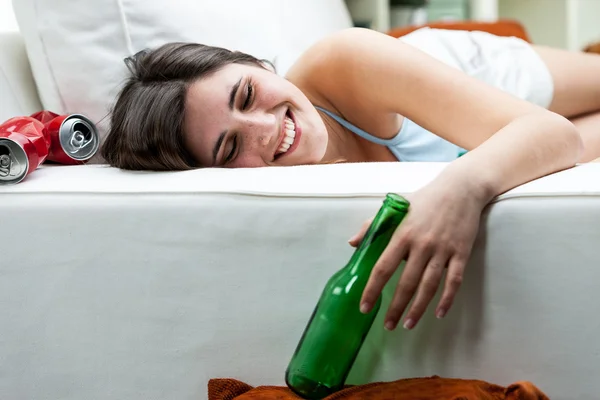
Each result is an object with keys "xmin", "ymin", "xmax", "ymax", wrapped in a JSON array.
[{"xmin": 348, "ymin": 217, "xmax": 374, "ymax": 247}]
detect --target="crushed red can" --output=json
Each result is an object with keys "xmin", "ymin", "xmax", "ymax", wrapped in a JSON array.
[
  {"xmin": 0, "ymin": 116, "xmax": 50, "ymax": 184},
  {"xmin": 30, "ymin": 111, "xmax": 99, "ymax": 164},
  {"xmin": 0, "ymin": 110, "xmax": 100, "ymax": 184}
]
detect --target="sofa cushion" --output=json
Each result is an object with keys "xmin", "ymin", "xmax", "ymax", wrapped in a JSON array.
[
  {"xmin": 2, "ymin": 161, "xmax": 600, "ymax": 400},
  {"xmin": 11, "ymin": 0, "xmax": 352, "ymax": 156}
]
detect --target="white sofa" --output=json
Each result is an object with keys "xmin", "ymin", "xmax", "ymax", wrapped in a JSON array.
[{"xmin": 3, "ymin": 17, "xmax": 600, "ymax": 400}]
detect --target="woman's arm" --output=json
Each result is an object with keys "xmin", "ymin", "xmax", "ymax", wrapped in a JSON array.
[
  {"xmin": 313, "ymin": 28, "xmax": 584, "ymax": 330},
  {"xmin": 315, "ymin": 28, "xmax": 583, "ymax": 189}
]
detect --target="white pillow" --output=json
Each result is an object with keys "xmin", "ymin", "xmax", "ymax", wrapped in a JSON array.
[
  {"xmin": 0, "ymin": 32, "xmax": 43, "ymax": 122},
  {"xmin": 12, "ymin": 0, "xmax": 352, "ymax": 159}
]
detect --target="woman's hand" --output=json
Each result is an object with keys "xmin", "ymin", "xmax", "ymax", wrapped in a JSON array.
[{"xmin": 349, "ymin": 174, "xmax": 491, "ymax": 331}]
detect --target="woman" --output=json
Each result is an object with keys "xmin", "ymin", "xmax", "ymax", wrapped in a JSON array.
[{"xmin": 101, "ymin": 27, "xmax": 600, "ymax": 331}]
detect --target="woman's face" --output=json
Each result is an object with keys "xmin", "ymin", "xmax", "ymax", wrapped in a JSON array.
[{"xmin": 184, "ymin": 63, "xmax": 329, "ymax": 168}]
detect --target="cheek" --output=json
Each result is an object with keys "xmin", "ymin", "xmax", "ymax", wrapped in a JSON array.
[
  {"xmin": 259, "ymin": 89, "xmax": 282, "ymax": 107},
  {"xmin": 230, "ymin": 141, "xmax": 267, "ymax": 168}
]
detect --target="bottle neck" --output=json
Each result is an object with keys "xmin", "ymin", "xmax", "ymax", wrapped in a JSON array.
[{"xmin": 346, "ymin": 197, "xmax": 409, "ymax": 276}]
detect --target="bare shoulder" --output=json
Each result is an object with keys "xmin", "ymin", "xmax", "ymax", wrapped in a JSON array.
[
  {"xmin": 285, "ymin": 28, "xmax": 402, "ymax": 138},
  {"xmin": 288, "ymin": 27, "xmax": 553, "ymax": 149},
  {"xmin": 285, "ymin": 28, "xmax": 384, "ymax": 91}
]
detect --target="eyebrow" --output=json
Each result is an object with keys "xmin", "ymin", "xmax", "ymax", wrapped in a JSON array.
[{"xmin": 212, "ymin": 77, "xmax": 242, "ymax": 165}]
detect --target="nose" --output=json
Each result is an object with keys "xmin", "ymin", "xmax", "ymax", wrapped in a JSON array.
[{"xmin": 239, "ymin": 112, "xmax": 278, "ymax": 161}]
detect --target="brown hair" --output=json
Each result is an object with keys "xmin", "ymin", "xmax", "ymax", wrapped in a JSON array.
[{"xmin": 101, "ymin": 42, "xmax": 271, "ymax": 170}]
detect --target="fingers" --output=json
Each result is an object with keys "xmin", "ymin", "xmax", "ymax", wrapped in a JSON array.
[
  {"xmin": 400, "ymin": 255, "xmax": 448, "ymax": 329},
  {"xmin": 381, "ymin": 248, "xmax": 436, "ymax": 331},
  {"xmin": 386, "ymin": 253, "xmax": 465, "ymax": 330},
  {"xmin": 435, "ymin": 254, "xmax": 466, "ymax": 319},
  {"xmin": 348, "ymin": 217, "xmax": 374, "ymax": 247},
  {"xmin": 387, "ymin": 253, "xmax": 465, "ymax": 331},
  {"xmin": 359, "ymin": 229, "xmax": 409, "ymax": 315},
  {"xmin": 355, "ymin": 217, "xmax": 469, "ymax": 330}
]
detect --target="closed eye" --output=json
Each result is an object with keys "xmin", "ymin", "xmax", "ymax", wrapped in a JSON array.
[
  {"xmin": 224, "ymin": 135, "xmax": 238, "ymax": 164},
  {"xmin": 242, "ymin": 81, "xmax": 253, "ymax": 110}
]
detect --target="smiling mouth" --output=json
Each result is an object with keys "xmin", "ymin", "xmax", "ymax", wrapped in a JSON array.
[{"xmin": 274, "ymin": 110, "xmax": 298, "ymax": 160}]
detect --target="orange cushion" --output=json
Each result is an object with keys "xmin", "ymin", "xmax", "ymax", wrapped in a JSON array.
[
  {"xmin": 208, "ymin": 376, "xmax": 549, "ymax": 400},
  {"xmin": 387, "ymin": 19, "xmax": 531, "ymax": 43}
]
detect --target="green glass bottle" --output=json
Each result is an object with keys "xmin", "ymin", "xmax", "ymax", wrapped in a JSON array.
[{"xmin": 285, "ymin": 193, "xmax": 410, "ymax": 399}]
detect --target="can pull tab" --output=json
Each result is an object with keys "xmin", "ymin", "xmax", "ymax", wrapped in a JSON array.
[
  {"xmin": 0, "ymin": 145, "xmax": 22, "ymax": 178},
  {"xmin": 67, "ymin": 122, "xmax": 94, "ymax": 155},
  {"xmin": 0, "ymin": 153, "xmax": 11, "ymax": 176}
]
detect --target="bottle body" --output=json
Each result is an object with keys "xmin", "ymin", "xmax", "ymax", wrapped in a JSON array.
[
  {"xmin": 285, "ymin": 193, "xmax": 410, "ymax": 399},
  {"xmin": 285, "ymin": 269, "xmax": 383, "ymax": 399}
]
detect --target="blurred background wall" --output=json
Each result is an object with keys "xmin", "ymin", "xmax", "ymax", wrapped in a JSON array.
[
  {"xmin": 345, "ymin": 0, "xmax": 600, "ymax": 51},
  {"xmin": 2, "ymin": 0, "xmax": 599, "ymax": 50}
]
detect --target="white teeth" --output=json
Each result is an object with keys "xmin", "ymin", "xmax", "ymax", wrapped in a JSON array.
[{"xmin": 276, "ymin": 116, "xmax": 297, "ymax": 156}]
